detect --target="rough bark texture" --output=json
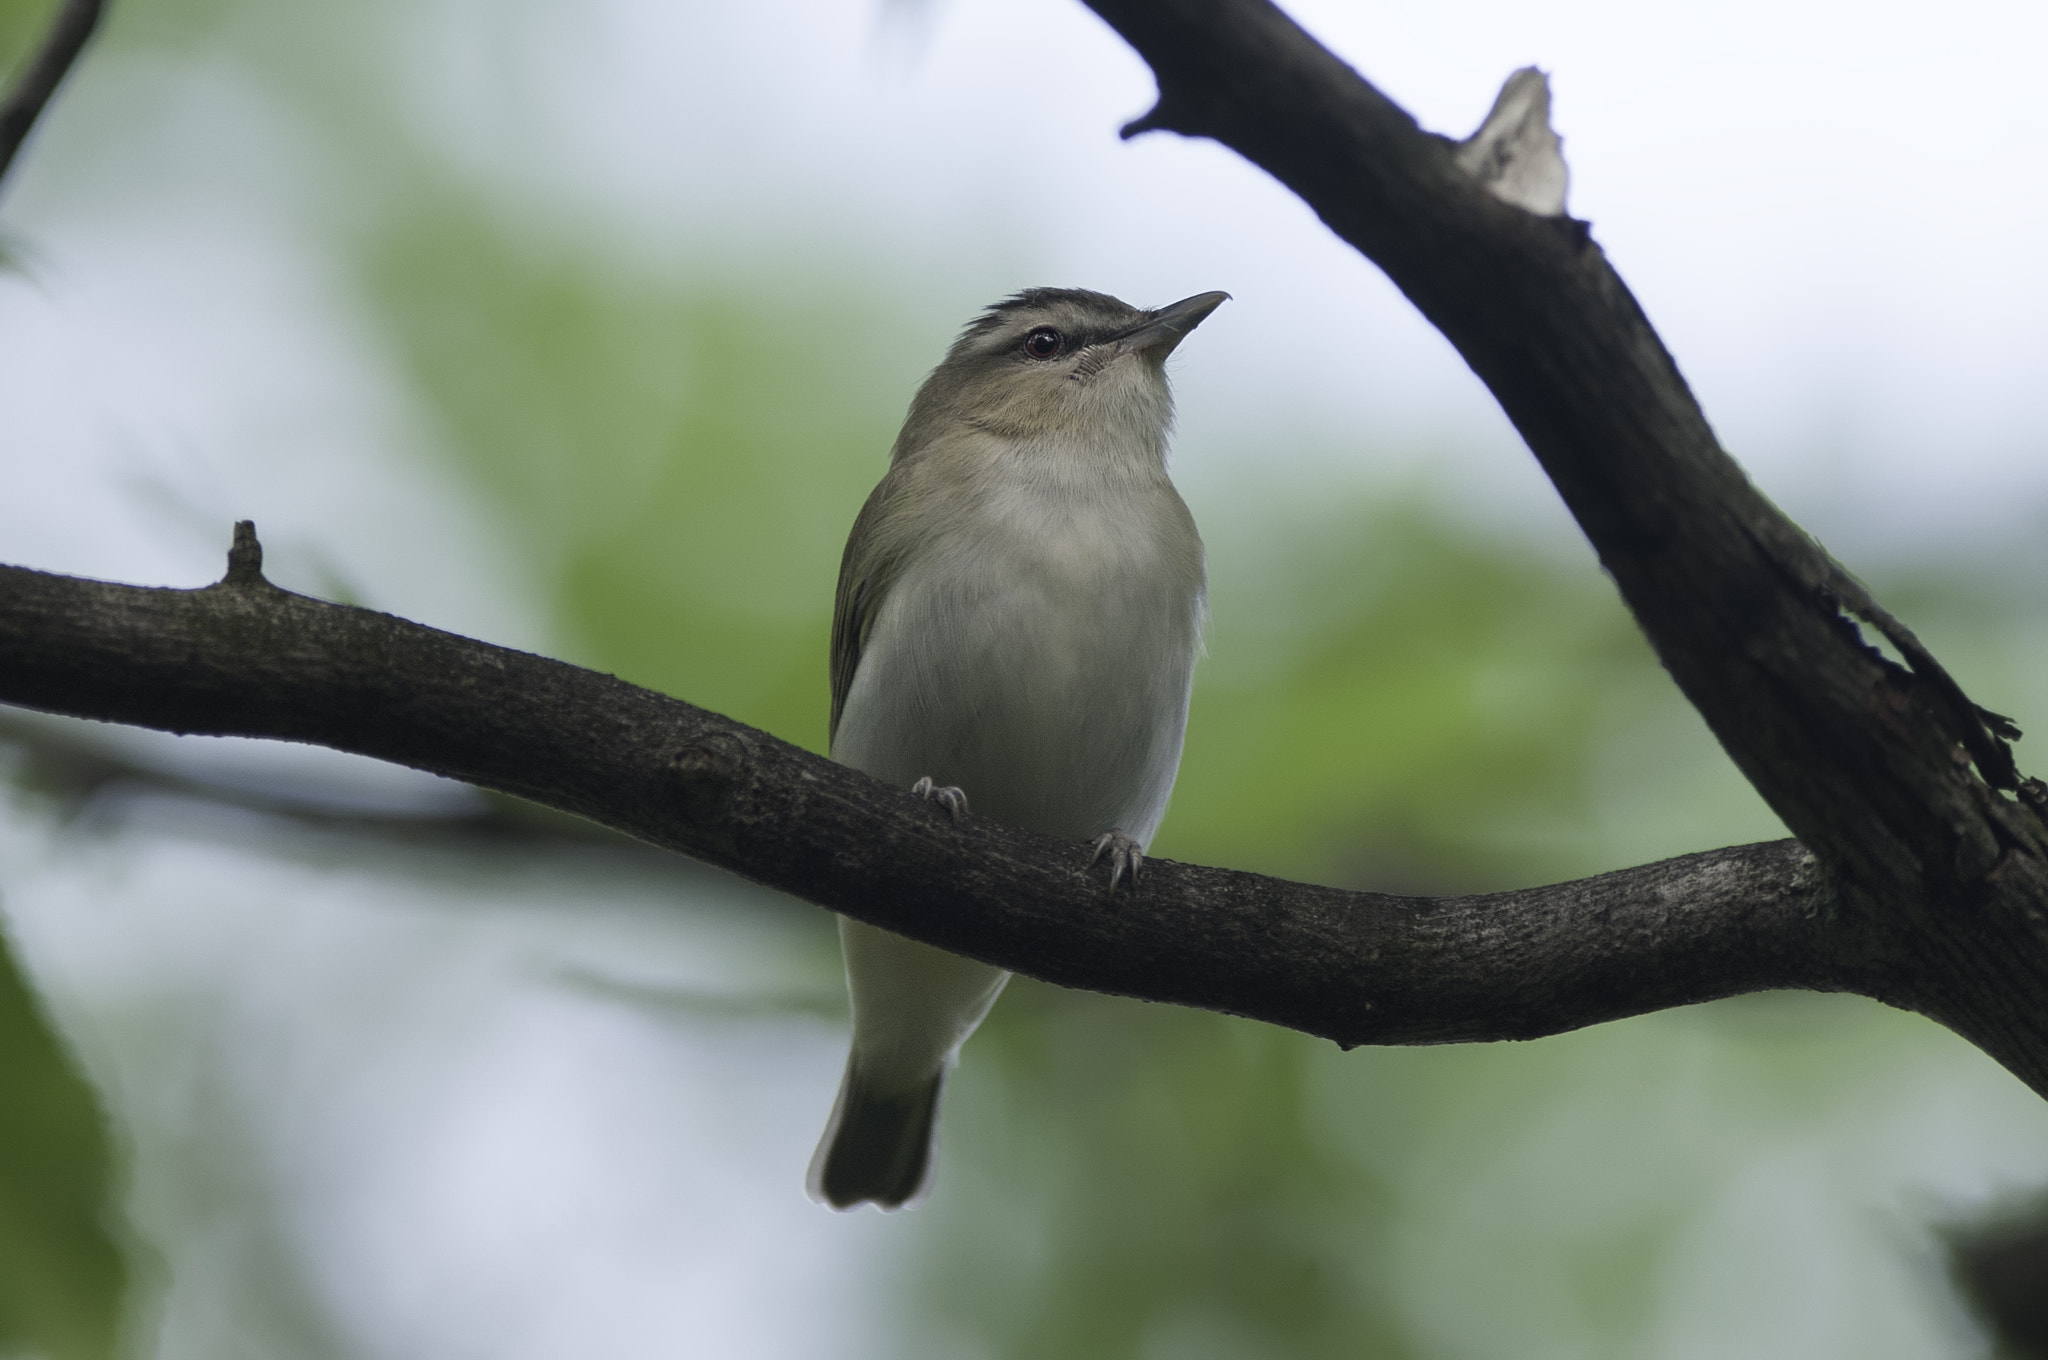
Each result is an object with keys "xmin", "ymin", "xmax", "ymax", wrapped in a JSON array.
[
  {"xmin": 2, "ymin": 0, "xmax": 2047, "ymax": 1097},
  {"xmin": 0, "ymin": 536, "xmax": 1839, "ymax": 1050},
  {"xmin": 1078, "ymin": 0, "xmax": 2048, "ymax": 1087}
]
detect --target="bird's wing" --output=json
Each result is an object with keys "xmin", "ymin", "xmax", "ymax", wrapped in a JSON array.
[{"xmin": 829, "ymin": 474, "xmax": 910, "ymax": 745}]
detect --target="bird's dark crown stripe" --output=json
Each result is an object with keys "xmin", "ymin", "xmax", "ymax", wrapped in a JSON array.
[{"xmin": 956, "ymin": 288, "xmax": 1143, "ymax": 346}]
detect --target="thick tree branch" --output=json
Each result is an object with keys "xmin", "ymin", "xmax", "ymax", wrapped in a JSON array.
[
  {"xmin": 0, "ymin": 530, "xmax": 1855, "ymax": 1051},
  {"xmin": 1077, "ymin": 0, "xmax": 2048, "ymax": 1086},
  {"xmin": 0, "ymin": 0, "xmax": 103, "ymax": 193}
]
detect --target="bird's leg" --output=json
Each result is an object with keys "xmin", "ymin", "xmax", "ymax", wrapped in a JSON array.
[
  {"xmin": 1089, "ymin": 829, "xmax": 1144, "ymax": 892},
  {"xmin": 910, "ymin": 776, "xmax": 969, "ymax": 823}
]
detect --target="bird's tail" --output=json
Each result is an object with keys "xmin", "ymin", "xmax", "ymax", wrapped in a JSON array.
[{"xmin": 806, "ymin": 1056, "xmax": 945, "ymax": 1210}]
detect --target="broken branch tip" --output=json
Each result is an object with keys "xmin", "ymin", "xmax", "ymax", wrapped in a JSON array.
[
  {"xmin": 223, "ymin": 520, "xmax": 266, "ymax": 587},
  {"xmin": 1455, "ymin": 65, "xmax": 1569, "ymax": 217}
]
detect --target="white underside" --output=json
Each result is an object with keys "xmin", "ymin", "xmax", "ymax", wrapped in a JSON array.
[{"xmin": 831, "ymin": 469, "xmax": 1203, "ymax": 1090}]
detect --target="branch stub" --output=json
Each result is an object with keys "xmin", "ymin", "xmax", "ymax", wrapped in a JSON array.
[{"xmin": 221, "ymin": 520, "xmax": 266, "ymax": 589}]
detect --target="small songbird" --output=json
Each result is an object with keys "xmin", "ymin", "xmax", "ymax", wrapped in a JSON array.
[{"xmin": 808, "ymin": 287, "xmax": 1226, "ymax": 1210}]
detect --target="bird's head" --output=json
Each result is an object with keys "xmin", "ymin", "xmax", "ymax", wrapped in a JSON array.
[{"xmin": 896, "ymin": 288, "xmax": 1228, "ymax": 463}]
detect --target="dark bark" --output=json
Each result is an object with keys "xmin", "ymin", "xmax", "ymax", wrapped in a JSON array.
[
  {"xmin": 0, "ymin": 532, "xmax": 1846, "ymax": 1050},
  {"xmin": 1075, "ymin": 0, "xmax": 2048, "ymax": 1086},
  {"xmin": 3, "ymin": 0, "xmax": 2047, "ymax": 1096}
]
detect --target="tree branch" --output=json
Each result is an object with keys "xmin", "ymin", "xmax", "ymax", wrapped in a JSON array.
[
  {"xmin": 0, "ymin": 0, "xmax": 103, "ymax": 194},
  {"xmin": 0, "ymin": 532, "xmax": 1845, "ymax": 1049},
  {"xmin": 4, "ymin": 0, "xmax": 2047, "ymax": 1096},
  {"xmin": 1076, "ymin": 0, "xmax": 2048, "ymax": 1086}
]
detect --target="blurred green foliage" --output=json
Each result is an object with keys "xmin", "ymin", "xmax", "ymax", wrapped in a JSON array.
[
  {"xmin": 0, "ymin": 925, "xmax": 126, "ymax": 1360},
  {"xmin": 0, "ymin": 0, "xmax": 57, "ymax": 78},
  {"xmin": 926, "ymin": 994, "xmax": 1418, "ymax": 1360},
  {"xmin": 1168, "ymin": 501, "xmax": 1661, "ymax": 890},
  {"xmin": 351, "ymin": 165, "xmax": 1903, "ymax": 1360},
  {"xmin": 2, "ymin": 7, "xmax": 132, "ymax": 1354},
  {"xmin": 6, "ymin": 0, "xmax": 2044, "ymax": 1353},
  {"xmin": 362, "ymin": 190, "xmax": 1754, "ymax": 894},
  {"xmin": 365, "ymin": 199, "xmax": 920, "ymax": 755},
  {"xmin": 938, "ymin": 973, "xmax": 1993, "ymax": 1360}
]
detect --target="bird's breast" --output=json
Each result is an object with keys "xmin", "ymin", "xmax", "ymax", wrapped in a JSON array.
[{"xmin": 832, "ymin": 477, "xmax": 1203, "ymax": 845}]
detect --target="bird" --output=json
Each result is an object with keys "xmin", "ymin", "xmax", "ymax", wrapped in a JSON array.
[{"xmin": 807, "ymin": 286, "xmax": 1226, "ymax": 1210}]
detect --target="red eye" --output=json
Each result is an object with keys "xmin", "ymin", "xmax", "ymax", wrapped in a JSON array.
[{"xmin": 1023, "ymin": 327, "xmax": 1063, "ymax": 359}]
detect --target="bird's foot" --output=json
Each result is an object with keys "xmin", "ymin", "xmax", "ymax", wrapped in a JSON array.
[
  {"xmin": 1090, "ymin": 829, "xmax": 1145, "ymax": 892},
  {"xmin": 910, "ymin": 776, "xmax": 969, "ymax": 823}
]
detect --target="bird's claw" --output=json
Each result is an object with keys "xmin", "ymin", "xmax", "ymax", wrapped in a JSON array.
[
  {"xmin": 910, "ymin": 776, "xmax": 969, "ymax": 823},
  {"xmin": 1090, "ymin": 829, "xmax": 1144, "ymax": 892}
]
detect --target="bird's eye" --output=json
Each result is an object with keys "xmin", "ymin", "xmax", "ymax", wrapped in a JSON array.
[{"xmin": 1023, "ymin": 327, "xmax": 1063, "ymax": 359}]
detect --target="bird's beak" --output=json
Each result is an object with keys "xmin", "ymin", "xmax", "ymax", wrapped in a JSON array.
[{"xmin": 1110, "ymin": 290, "xmax": 1231, "ymax": 360}]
